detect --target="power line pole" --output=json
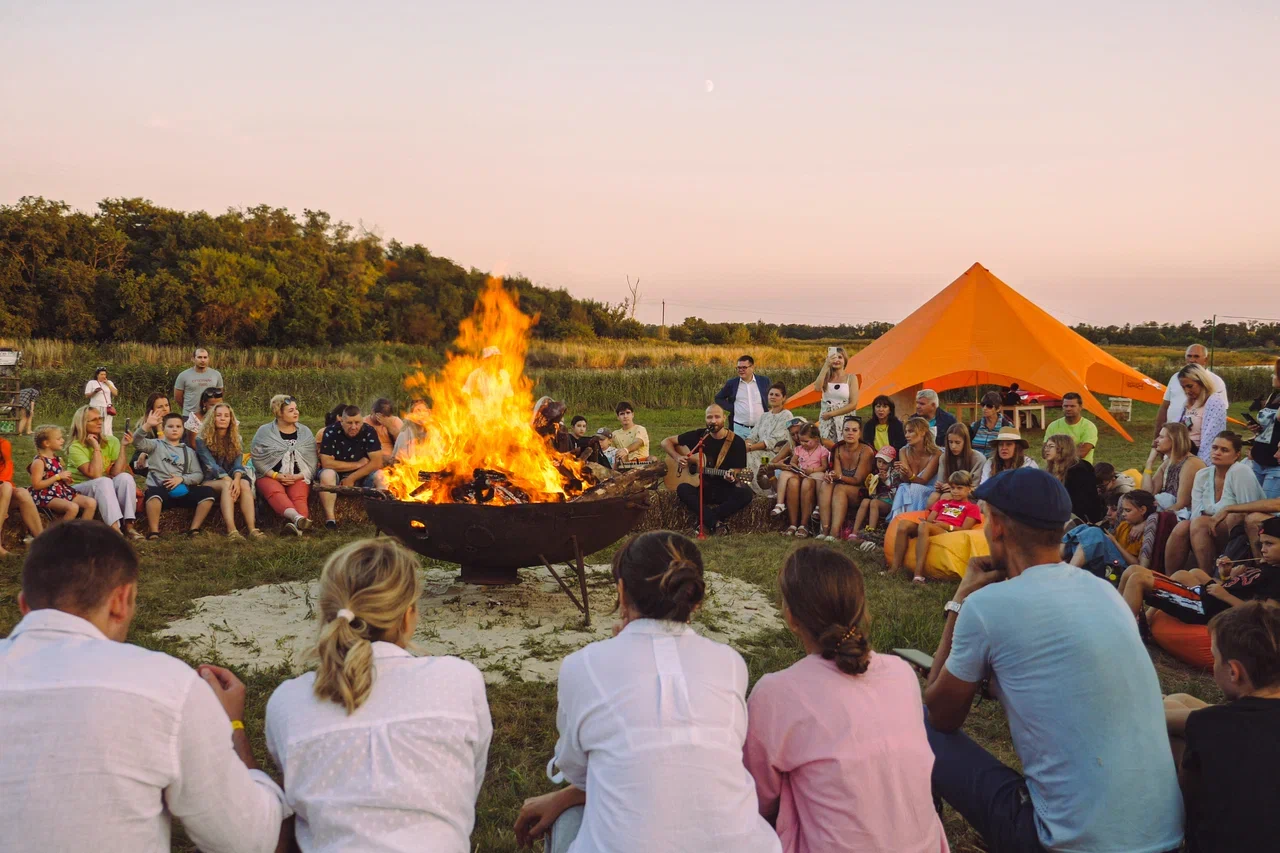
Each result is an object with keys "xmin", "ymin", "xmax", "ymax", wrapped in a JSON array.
[{"xmin": 1209, "ymin": 314, "xmax": 1217, "ymax": 372}]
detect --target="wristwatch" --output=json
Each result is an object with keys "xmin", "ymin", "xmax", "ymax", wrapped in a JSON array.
[{"xmin": 943, "ymin": 600, "xmax": 963, "ymax": 617}]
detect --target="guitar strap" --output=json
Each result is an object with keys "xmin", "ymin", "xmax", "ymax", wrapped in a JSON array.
[{"xmin": 712, "ymin": 433, "xmax": 734, "ymax": 472}]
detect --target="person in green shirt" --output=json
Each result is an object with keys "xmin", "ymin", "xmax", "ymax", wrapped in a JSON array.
[
  {"xmin": 1045, "ymin": 392, "xmax": 1099, "ymax": 464},
  {"xmin": 67, "ymin": 405, "xmax": 143, "ymax": 539}
]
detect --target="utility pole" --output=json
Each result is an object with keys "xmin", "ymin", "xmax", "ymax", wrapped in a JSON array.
[
  {"xmin": 662, "ymin": 300, "xmax": 665, "ymax": 328},
  {"xmin": 1209, "ymin": 314, "xmax": 1217, "ymax": 372}
]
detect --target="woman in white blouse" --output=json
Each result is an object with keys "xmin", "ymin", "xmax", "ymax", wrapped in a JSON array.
[
  {"xmin": 1164, "ymin": 430, "xmax": 1265, "ymax": 573},
  {"xmin": 514, "ymin": 531, "xmax": 781, "ymax": 853},
  {"xmin": 84, "ymin": 366, "xmax": 119, "ymax": 436},
  {"xmin": 266, "ymin": 539, "xmax": 492, "ymax": 853}
]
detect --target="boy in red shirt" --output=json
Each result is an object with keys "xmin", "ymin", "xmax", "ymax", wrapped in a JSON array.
[{"xmin": 888, "ymin": 469, "xmax": 981, "ymax": 584}]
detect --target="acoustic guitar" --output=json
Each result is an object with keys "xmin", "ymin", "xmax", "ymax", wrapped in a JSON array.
[{"xmin": 662, "ymin": 454, "xmax": 749, "ymax": 492}]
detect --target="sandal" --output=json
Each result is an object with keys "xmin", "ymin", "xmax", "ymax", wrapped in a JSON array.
[
  {"xmin": 912, "ymin": 575, "xmax": 928, "ymax": 585},
  {"xmin": 771, "ymin": 504, "xmax": 786, "ymax": 517},
  {"xmin": 783, "ymin": 526, "xmax": 797, "ymax": 536},
  {"xmin": 145, "ymin": 532, "xmax": 161, "ymax": 541},
  {"xmin": 795, "ymin": 528, "xmax": 809, "ymax": 538},
  {"xmin": 124, "ymin": 528, "xmax": 144, "ymax": 542},
  {"xmin": 185, "ymin": 529, "xmax": 202, "ymax": 538},
  {"xmin": 248, "ymin": 528, "xmax": 266, "ymax": 539},
  {"xmin": 226, "ymin": 530, "xmax": 244, "ymax": 541}
]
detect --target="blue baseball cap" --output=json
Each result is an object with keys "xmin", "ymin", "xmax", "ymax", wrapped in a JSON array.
[{"xmin": 971, "ymin": 467, "xmax": 1072, "ymax": 530}]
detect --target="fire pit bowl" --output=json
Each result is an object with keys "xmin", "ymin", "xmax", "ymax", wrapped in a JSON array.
[{"xmin": 364, "ymin": 493, "xmax": 650, "ymax": 585}]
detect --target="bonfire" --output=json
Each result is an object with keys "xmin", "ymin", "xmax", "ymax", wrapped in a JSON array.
[{"xmin": 385, "ymin": 278, "xmax": 594, "ymax": 505}]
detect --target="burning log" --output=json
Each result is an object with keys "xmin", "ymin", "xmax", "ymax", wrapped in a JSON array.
[{"xmin": 571, "ymin": 460, "xmax": 665, "ymax": 502}]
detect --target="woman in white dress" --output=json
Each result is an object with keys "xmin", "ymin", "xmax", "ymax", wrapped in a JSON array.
[
  {"xmin": 514, "ymin": 531, "xmax": 782, "ymax": 853},
  {"xmin": 83, "ymin": 366, "xmax": 119, "ymax": 437},
  {"xmin": 815, "ymin": 347, "xmax": 859, "ymax": 443},
  {"xmin": 745, "ymin": 383, "xmax": 794, "ymax": 496},
  {"xmin": 266, "ymin": 538, "xmax": 492, "ymax": 853}
]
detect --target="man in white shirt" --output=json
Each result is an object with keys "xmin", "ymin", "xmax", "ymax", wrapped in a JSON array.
[
  {"xmin": 1154, "ymin": 344, "xmax": 1228, "ymax": 445},
  {"xmin": 714, "ymin": 356, "xmax": 771, "ymax": 439},
  {"xmin": 0, "ymin": 520, "xmax": 290, "ymax": 853}
]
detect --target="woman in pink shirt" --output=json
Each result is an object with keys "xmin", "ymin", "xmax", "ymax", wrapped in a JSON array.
[{"xmin": 744, "ymin": 546, "xmax": 949, "ymax": 853}]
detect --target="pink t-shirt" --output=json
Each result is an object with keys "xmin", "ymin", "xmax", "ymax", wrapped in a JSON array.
[
  {"xmin": 744, "ymin": 654, "xmax": 949, "ymax": 853},
  {"xmin": 794, "ymin": 444, "xmax": 830, "ymax": 472},
  {"xmin": 933, "ymin": 499, "xmax": 981, "ymax": 530}
]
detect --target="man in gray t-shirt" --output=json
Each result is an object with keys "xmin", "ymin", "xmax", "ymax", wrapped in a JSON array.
[{"xmin": 174, "ymin": 348, "xmax": 224, "ymax": 415}]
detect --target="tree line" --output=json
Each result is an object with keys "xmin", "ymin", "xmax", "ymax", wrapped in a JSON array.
[{"xmin": 2, "ymin": 197, "xmax": 1270, "ymax": 351}]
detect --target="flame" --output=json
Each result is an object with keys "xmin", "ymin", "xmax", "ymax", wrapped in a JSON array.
[{"xmin": 386, "ymin": 277, "xmax": 593, "ymax": 504}]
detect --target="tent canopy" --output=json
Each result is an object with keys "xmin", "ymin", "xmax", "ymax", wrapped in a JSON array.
[{"xmin": 785, "ymin": 263, "xmax": 1166, "ymax": 441}]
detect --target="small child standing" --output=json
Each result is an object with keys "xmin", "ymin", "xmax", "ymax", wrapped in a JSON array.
[
  {"xmin": 888, "ymin": 470, "xmax": 981, "ymax": 584},
  {"xmin": 27, "ymin": 426, "xmax": 97, "ymax": 522},
  {"xmin": 1164, "ymin": 600, "xmax": 1280, "ymax": 853},
  {"xmin": 851, "ymin": 445, "xmax": 898, "ymax": 540}
]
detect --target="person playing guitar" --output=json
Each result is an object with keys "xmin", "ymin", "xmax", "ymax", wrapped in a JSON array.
[{"xmin": 661, "ymin": 404, "xmax": 753, "ymax": 537}]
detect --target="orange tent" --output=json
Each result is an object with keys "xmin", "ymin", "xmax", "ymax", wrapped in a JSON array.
[{"xmin": 785, "ymin": 263, "xmax": 1166, "ymax": 441}]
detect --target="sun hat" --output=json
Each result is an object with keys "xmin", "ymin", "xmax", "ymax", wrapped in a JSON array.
[
  {"xmin": 875, "ymin": 445, "xmax": 897, "ymax": 462},
  {"xmin": 992, "ymin": 427, "xmax": 1029, "ymax": 448},
  {"xmin": 786, "ymin": 416, "xmax": 809, "ymax": 429},
  {"xmin": 972, "ymin": 467, "xmax": 1071, "ymax": 530}
]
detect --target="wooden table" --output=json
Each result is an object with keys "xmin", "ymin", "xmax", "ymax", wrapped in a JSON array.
[{"xmin": 954, "ymin": 404, "xmax": 1047, "ymax": 432}]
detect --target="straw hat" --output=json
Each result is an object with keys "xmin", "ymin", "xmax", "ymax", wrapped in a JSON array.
[{"xmin": 992, "ymin": 427, "xmax": 1028, "ymax": 448}]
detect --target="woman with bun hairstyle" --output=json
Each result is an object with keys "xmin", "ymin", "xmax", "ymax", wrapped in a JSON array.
[
  {"xmin": 744, "ymin": 546, "xmax": 948, "ymax": 853},
  {"xmin": 515, "ymin": 531, "xmax": 780, "ymax": 853},
  {"xmin": 266, "ymin": 538, "xmax": 491, "ymax": 852}
]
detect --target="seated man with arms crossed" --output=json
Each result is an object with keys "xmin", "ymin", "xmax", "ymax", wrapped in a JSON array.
[
  {"xmin": 0, "ymin": 520, "xmax": 290, "ymax": 853},
  {"xmin": 924, "ymin": 467, "xmax": 1183, "ymax": 853},
  {"xmin": 662, "ymin": 404, "xmax": 753, "ymax": 537},
  {"xmin": 319, "ymin": 404, "xmax": 385, "ymax": 530}
]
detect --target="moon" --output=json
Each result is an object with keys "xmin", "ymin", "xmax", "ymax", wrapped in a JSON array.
[{"xmin": 704, "ymin": 79, "xmax": 714, "ymax": 93}]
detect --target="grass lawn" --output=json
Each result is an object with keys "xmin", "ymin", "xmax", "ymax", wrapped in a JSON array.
[{"xmin": 0, "ymin": 399, "xmax": 1241, "ymax": 851}]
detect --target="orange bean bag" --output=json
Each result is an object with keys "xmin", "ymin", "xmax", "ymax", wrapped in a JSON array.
[
  {"xmin": 885, "ymin": 511, "xmax": 987, "ymax": 581},
  {"xmin": 1148, "ymin": 610, "xmax": 1213, "ymax": 669}
]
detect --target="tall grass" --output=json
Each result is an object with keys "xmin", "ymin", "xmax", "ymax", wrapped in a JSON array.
[
  {"xmin": 0, "ymin": 339, "xmax": 442, "ymax": 371},
  {"xmin": 526, "ymin": 339, "xmax": 866, "ymax": 369}
]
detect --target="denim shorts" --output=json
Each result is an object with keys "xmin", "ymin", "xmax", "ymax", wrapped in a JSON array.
[{"xmin": 1249, "ymin": 458, "xmax": 1280, "ymax": 500}]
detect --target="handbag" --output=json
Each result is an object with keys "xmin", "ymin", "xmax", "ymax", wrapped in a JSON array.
[{"xmin": 97, "ymin": 381, "xmax": 117, "ymax": 416}]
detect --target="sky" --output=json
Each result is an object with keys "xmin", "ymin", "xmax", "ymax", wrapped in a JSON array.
[{"xmin": 1, "ymin": 1, "xmax": 1276, "ymax": 328}]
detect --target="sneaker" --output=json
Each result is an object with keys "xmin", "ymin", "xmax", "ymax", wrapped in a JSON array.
[
  {"xmin": 713, "ymin": 523, "xmax": 731, "ymax": 537},
  {"xmin": 770, "ymin": 503, "xmax": 786, "ymax": 517},
  {"xmin": 295, "ymin": 516, "xmax": 312, "ymax": 532},
  {"xmin": 324, "ymin": 519, "xmax": 337, "ymax": 531},
  {"xmin": 285, "ymin": 521, "xmax": 302, "ymax": 537}
]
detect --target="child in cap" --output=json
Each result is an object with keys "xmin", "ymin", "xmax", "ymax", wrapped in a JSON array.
[
  {"xmin": 850, "ymin": 445, "xmax": 898, "ymax": 539},
  {"xmin": 1164, "ymin": 600, "xmax": 1280, "ymax": 853}
]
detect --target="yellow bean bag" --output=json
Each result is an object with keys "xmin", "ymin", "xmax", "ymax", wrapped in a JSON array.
[
  {"xmin": 885, "ymin": 511, "xmax": 987, "ymax": 581},
  {"xmin": 1148, "ymin": 610, "xmax": 1213, "ymax": 669}
]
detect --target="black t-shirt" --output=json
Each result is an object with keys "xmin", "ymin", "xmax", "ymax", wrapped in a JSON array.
[
  {"xmin": 1064, "ymin": 461, "xmax": 1104, "ymax": 524},
  {"xmin": 1183, "ymin": 696, "xmax": 1280, "ymax": 852},
  {"xmin": 320, "ymin": 423, "xmax": 381, "ymax": 464},
  {"xmin": 1215, "ymin": 563, "xmax": 1280, "ymax": 609},
  {"xmin": 1250, "ymin": 392, "xmax": 1280, "ymax": 469},
  {"xmin": 677, "ymin": 429, "xmax": 748, "ymax": 478}
]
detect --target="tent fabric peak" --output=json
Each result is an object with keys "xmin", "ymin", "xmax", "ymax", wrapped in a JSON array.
[{"xmin": 784, "ymin": 263, "xmax": 1165, "ymax": 442}]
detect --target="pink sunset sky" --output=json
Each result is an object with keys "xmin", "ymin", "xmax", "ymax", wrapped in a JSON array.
[{"xmin": 1, "ymin": 1, "xmax": 1275, "ymax": 327}]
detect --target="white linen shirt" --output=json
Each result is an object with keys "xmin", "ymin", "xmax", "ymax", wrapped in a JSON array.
[
  {"xmin": 1190, "ymin": 460, "xmax": 1266, "ymax": 517},
  {"xmin": 734, "ymin": 378, "xmax": 765, "ymax": 429},
  {"xmin": 0, "ymin": 609, "xmax": 289, "ymax": 853},
  {"xmin": 266, "ymin": 645, "xmax": 492, "ymax": 853},
  {"xmin": 552, "ymin": 618, "xmax": 781, "ymax": 853}
]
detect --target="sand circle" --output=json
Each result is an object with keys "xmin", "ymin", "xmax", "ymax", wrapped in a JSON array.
[{"xmin": 160, "ymin": 566, "xmax": 781, "ymax": 683}]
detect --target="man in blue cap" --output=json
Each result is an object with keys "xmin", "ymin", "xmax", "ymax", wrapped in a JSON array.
[{"xmin": 922, "ymin": 467, "xmax": 1184, "ymax": 853}]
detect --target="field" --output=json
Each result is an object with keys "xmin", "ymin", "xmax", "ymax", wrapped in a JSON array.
[{"xmin": 0, "ymin": 396, "xmax": 1232, "ymax": 852}]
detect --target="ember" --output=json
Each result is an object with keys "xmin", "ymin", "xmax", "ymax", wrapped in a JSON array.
[{"xmin": 387, "ymin": 278, "xmax": 594, "ymax": 505}]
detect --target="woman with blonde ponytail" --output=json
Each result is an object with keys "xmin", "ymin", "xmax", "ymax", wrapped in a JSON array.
[
  {"xmin": 514, "ymin": 531, "xmax": 781, "ymax": 853},
  {"xmin": 265, "ymin": 538, "xmax": 491, "ymax": 852},
  {"xmin": 743, "ymin": 546, "xmax": 948, "ymax": 853}
]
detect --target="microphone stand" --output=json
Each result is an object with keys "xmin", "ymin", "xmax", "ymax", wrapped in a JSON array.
[{"xmin": 688, "ymin": 429, "xmax": 712, "ymax": 539}]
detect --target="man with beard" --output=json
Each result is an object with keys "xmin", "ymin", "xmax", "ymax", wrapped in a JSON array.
[{"xmin": 661, "ymin": 404, "xmax": 752, "ymax": 536}]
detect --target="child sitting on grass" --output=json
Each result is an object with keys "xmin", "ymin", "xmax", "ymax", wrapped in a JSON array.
[
  {"xmin": 27, "ymin": 426, "xmax": 97, "ymax": 522},
  {"xmin": 1164, "ymin": 600, "xmax": 1280, "ymax": 853},
  {"xmin": 850, "ymin": 445, "xmax": 898, "ymax": 541},
  {"xmin": 887, "ymin": 469, "xmax": 980, "ymax": 584}
]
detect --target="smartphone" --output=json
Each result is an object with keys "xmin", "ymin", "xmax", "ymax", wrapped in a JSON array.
[
  {"xmin": 892, "ymin": 648, "xmax": 935, "ymax": 673},
  {"xmin": 827, "ymin": 346, "xmax": 838, "ymax": 358},
  {"xmin": 1242, "ymin": 412, "xmax": 1259, "ymax": 427},
  {"xmin": 124, "ymin": 417, "xmax": 132, "ymax": 434}
]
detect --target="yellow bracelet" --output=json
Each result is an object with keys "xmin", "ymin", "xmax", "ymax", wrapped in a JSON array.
[{"xmin": 230, "ymin": 720, "xmax": 245, "ymax": 731}]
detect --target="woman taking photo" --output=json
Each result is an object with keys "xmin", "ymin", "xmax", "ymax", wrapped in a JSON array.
[
  {"xmin": 515, "ymin": 531, "xmax": 781, "ymax": 853},
  {"xmin": 251, "ymin": 394, "xmax": 318, "ymax": 536},
  {"xmin": 815, "ymin": 348, "xmax": 859, "ymax": 444},
  {"xmin": 887, "ymin": 417, "xmax": 942, "ymax": 519},
  {"xmin": 1165, "ymin": 431, "xmax": 1265, "ymax": 573},
  {"xmin": 978, "ymin": 428, "xmax": 1038, "ymax": 485},
  {"xmin": 1042, "ymin": 434, "xmax": 1104, "ymax": 523},
  {"xmin": 197, "ymin": 403, "xmax": 263, "ymax": 540},
  {"xmin": 968, "ymin": 391, "xmax": 1012, "ymax": 457},
  {"xmin": 84, "ymin": 366, "xmax": 119, "ymax": 437},
  {"xmin": 1145, "ymin": 422, "xmax": 1205, "ymax": 516},
  {"xmin": 745, "ymin": 383, "xmax": 794, "ymax": 497},
  {"xmin": 1177, "ymin": 364, "xmax": 1227, "ymax": 463},
  {"xmin": 818, "ymin": 418, "xmax": 875, "ymax": 542},
  {"xmin": 866, "ymin": 395, "xmax": 906, "ymax": 453},
  {"xmin": 267, "ymin": 538, "xmax": 491, "ymax": 852},
  {"xmin": 744, "ymin": 546, "xmax": 947, "ymax": 853}
]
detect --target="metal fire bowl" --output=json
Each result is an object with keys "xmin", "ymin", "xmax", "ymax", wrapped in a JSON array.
[{"xmin": 364, "ymin": 493, "xmax": 650, "ymax": 585}]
